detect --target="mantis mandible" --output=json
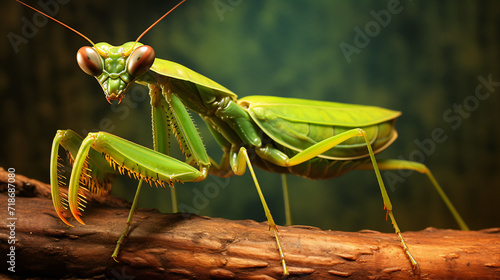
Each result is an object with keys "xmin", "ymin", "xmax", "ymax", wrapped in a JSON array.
[{"xmin": 17, "ymin": 0, "xmax": 469, "ymax": 276}]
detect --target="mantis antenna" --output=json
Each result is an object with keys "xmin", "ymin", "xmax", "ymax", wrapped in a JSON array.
[
  {"xmin": 125, "ymin": 0, "xmax": 187, "ymax": 55},
  {"xmin": 15, "ymin": 0, "xmax": 96, "ymax": 46},
  {"xmin": 15, "ymin": 0, "xmax": 187, "ymax": 55}
]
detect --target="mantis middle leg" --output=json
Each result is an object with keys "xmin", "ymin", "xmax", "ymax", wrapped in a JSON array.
[
  {"xmin": 112, "ymin": 84, "xmax": 182, "ymax": 260},
  {"xmin": 229, "ymin": 146, "xmax": 289, "ymax": 275}
]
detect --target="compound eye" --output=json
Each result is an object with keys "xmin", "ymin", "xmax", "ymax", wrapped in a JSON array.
[
  {"xmin": 76, "ymin": 46, "xmax": 103, "ymax": 76},
  {"xmin": 127, "ymin": 45, "xmax": 155, "ymax": 77}
]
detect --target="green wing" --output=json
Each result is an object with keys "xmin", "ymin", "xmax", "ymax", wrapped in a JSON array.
[
  {"xmin": 239, "ymin": 96, "xmax": 401, "ymax": 160},
  {"xmin": 150, "ymin": 58, "xmax": 237, "ymax": 98},
  {"xmin": 239, "ymin": 96, "xmax": 401, "ymax": 127}
]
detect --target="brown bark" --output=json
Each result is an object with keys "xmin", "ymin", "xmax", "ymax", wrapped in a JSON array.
[{"xmin": 0, "ymin": 168, "xmax": 499, "ymax": 280}]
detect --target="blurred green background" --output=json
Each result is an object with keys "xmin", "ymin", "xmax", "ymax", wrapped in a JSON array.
[{"xmin": 1, "ymin": 0, "xmax": 499, "ymax": 233}]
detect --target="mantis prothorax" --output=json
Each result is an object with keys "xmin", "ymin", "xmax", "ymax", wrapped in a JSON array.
[{"xmin": 18, "ymin": 0, "xmax": 469, "ymax": 276}]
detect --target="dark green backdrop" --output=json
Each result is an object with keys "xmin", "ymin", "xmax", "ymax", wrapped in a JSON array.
[{"xmin": 2, "ymin": 0, "xmax": 499, "ymax": 232}]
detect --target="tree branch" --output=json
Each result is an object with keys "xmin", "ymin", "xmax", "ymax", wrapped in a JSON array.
[{"xmin": 0, "ymin": 168, "xmax": 499, "ymax": 279}]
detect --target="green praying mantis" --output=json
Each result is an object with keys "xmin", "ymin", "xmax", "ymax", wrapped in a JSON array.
[{"xmin": 17, "ymin": 0, "xmax": 469, "ymax": 276}]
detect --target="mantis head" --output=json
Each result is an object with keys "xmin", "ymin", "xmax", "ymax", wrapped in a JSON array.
[
  {"xmin": 16, "ymin": 0, "xmax": 186, "ymax": 104},
  {"xmin": 77, "ymin": 42, "xmax": 155, "ymax": 104}
]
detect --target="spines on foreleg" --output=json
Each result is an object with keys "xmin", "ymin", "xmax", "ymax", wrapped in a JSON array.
[{"xmin": 102, "ymin": 152, "xmax": 175, "ymax": 189}]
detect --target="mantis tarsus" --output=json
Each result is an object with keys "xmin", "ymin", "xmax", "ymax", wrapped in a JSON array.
[{"xmin": 18, "ymin": 0, "xmax": 469, "ymax": 276}]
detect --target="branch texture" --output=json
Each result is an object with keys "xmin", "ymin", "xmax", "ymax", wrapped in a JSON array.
[{"xmin": 0, "ymin": 168, "xmax": 499, "ymax": 279}]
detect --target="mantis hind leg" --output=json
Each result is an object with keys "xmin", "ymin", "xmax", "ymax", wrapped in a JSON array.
[
  {"xmin": 355, "ymin": 159, "xmax": 469, "ymax": 231},
  {"xmin": 256, "ymin": 128, "xmax": 420, "ymax": 273}
]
